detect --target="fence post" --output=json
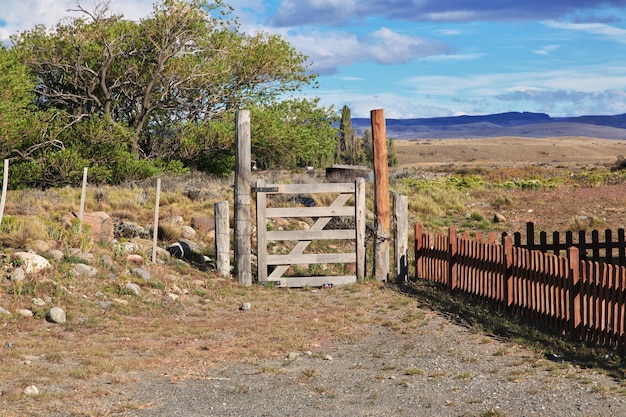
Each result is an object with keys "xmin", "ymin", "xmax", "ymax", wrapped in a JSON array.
[
  {"xmin": 234, "ymin": 110, "xmax": 252, "ymax": 286},
  {"xmin": 448, "ymin": 228, "xmax": 457, "ymax": 290},
  {"xmin": 151, "ymin": 178, "xmax": 161, "ymax": 264},
  {"xmin": 355, "ymin": 178, "xmax": 366, "ymax": 280},
  {"xmin": 394, "ymin": 192, "xmax": 408, "ymax": 283},
  {"xmin": 371, "ymin": 109, "xmax": 390, "ymax": 282},
  {"xmin": 568, "ymin": 246, "xmax": 581, "ymax": 337},
  {"xmin": 215, "ymin": 201, "xmax": 230, "ymax": 277},
  {"xmin": 0, "ymin": 159, "xmax": 8, "ymax": 226},
  {"xmin": 526, "ymin": 222, "xmax": 535, "ymax": 249},
  {"xmin": 503, "ymin": 235, "xmax": 514, "ymax": 307},
  {"xmin": 79, "ymin": 167, "xmax": 88, "ymax": 232}
]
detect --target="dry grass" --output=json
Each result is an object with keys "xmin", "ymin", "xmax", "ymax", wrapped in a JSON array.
[{"xmin": 2, "ymin": 137, "xmax": 626, "ymax": 415}]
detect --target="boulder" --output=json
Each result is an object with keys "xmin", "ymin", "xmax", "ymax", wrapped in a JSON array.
[
  {"xmin": 13, "ymin": 252, "xmax": 51, "ymax": 274},
  {"xmin": 191, "ymin": 216, "xmax": 215, "ymax": 233},
  {"xmin": 62, "ymin": 212, "xmax": 114, "ymax": 243}
]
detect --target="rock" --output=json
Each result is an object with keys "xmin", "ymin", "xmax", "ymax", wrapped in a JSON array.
[
  {"xmin": 0, "ymin": 307, "xmax": 11, "ymax": 316},
  {"xmin": 112, "ymin": 241, "xmax": 139, "ymax": 255},
  {"xmin": 76, "ymin": 252, "xmax": 95, "ymax": 264},
  {"xmin": 162, "ymin": 216, "xmax": 184, "ymax": 226},
  {"xmin": 23, "ymin": 385, "xmax": 39, "ymax": 396},
  {"xmin": 17, "ymin": 309, "xmax": 33, "ymax": 318},
  {"xmin": 97, "ymin": 301, "xmax": 112, "ymax": 309},
  {"xmin": 131, "ymin": 267, "xmax": 151, "ymax": 281},
  {"xmin": 10, "ymin": 267, "xmax": 26, "ymax": 282},
  {"xmin": 323, "ymin": 354, "xmax": 333, "ymax": 362},
  {"xmin": 32, "ymin": 298, "xmax": 46, "ymax": 307},
  {"xmin": 3, "ymin": 387, "xmax": 23, "ymax": 396},
  {"xmin": 191, "ymin": 216, "xmax": 215, "ymax": 233},
  {"xmin": 73, "ymin": 263, "xmax": 98, "ymax": 277},
  {"xmin": 62, "ymin": 211, "xmax": 114, "ymax": 243},
  {"xmin": 46, "ymin": 307, "xmax": 66, "ymax": 324},
  {"xmin": 30, "ymin": 239, "xmax": 50, "ymax": 254},
  {"xmin": 97, "ymin": 254, "xmax": 114, "ymax": 268},
  {"xmin": 46, "ymin": 250, "xmax": 64, "ymax": 261},
  {"xmin": 13, "ymin": 252, "xmax": 51, "ymax": 274},
  {"xmin": 114, "ymin": 221, "xmax": 148, "ymax": 239},
  {"xmin": 493, "ymin": 212, "xmax": 507, "ymax": 223},
  {"xmin": 239, "ymin": 302, "xmax": 251, "ymax": 311},
  {"xmin": 126, "ymin": 254, "xmax": 145, "ymax": 265},
  {"xmin": 180, "ymin": 225, "xmax": 196, "ymax": 240},
  {"xmin": 163, "ymin": 293, "xmax": 179, "ymax": 303},
  {"xmin": 123, "ymin": 282, "xmax": 141, "ymax": 296}
]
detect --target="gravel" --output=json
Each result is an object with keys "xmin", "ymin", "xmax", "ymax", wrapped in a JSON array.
[{"xmin": 116, "ymin": 308, "xmax": 626, "ymax": 417}]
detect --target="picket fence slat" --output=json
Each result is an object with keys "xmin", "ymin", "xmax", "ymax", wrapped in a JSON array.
[{"xmin": 415, "ymin": 222, "xmax": 626, "ymax": 350}]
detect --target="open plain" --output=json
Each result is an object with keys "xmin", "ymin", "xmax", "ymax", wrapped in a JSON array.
[{"xmin": 1, "ymin": 136, "xmax": 626, "ymax": 416}]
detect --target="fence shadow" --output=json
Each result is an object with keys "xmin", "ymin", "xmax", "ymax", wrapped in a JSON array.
[{"xmin": 395, "ymin": 279, "xmax": 626, "ymax": 381}]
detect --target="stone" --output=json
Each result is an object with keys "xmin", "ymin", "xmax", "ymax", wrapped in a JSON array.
[
  {"xmin": 46, "ymin": 307, "xmax": 66, "ymax": 324},
  {"xmin": 126, "ymin": 254, "xmax": 145, "ymax": 265},
  {"xmin": 46, "ymin": 250, "xmax": 64, "ymax": 261},
  {"xmin": 23, "ymin": 385, "xmax": 39, "ymax": 396},
  {"xmin": 17, "ymin": 309, "xmax": 33, "ymax": 318},
  {"xmin": 0, "ymin": 307, "xmax": 11, "ymax": 316},
  {"xmin": 124, "ymin": 282, "xmax": 141, "ymax": 296},
  {"xmin": 32, "ymin": 298, "xmax": 46, "ymax": 307},
  {"xmin": 13, "ymin": 252, "xmax": 51, "ymax": 274},
  {"xmin": 62, "ymin": 211, "xmax": 114, "ymax": 242},
  {"xmin": 191, "ymin": 216, "xmax": 215, "ymax": 233},
  {"xmin": 10, "ymin": 267, "xmax": 26, "ymax": 282},
  {"xmin": 162, "ymin": 216, "xmax": 184, "ymax": 226},
  {"xmin": 180, "ymin": 225, "xmax": 197, "ymax": 240},
  {"xmin": 132, "ymin": 267, "xmax": 151, "ymax": 281},
  {"xmin": 73, "ymin": 263, "xmax": 98, "ymax": 277},
  {"xmin": 163, "ymin": 293, "xmax": 179, "ymax": 303},
  {"xmin": 239, "ymin": 302, "xmax": 251, "ymax": 311},
  {"xmin": 30, "ymin": 239, "xmax": 50, "ymax": 254},
  {"xmin": 493, "ymin": 212, "xmax": 507, "ymax": 223}
]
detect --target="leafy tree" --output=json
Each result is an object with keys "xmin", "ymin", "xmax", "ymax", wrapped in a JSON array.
[
  {"xmin": 361, "ymin": 128, "xmax": 397, "ymax": 167},
  {"xmin": 10, "ymin": 0, "xmax": 319, "ymax": 181},
  {"xmin": 336, "ymin": 105, "xmax": 363, "ymax": 165}
]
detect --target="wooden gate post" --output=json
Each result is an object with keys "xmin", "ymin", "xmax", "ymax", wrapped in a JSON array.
[
  {"xmin": 355, "ymin": 177, "xmax": 366, "ymax": 279},
  {"xmin": 235, "ymin": 110, "xmax": 252, "ymax": 286},
  {"xmin": 0, "ymin": 159, "xmax": 9, "ymax": 226},
  {"xmin": 215, "ymin": 201, "xmax": 230, "ymax": 277},
  {"xmin": 394, "ymin": 192, "xmax": 408, "ymax": 283},
  {"xmin": 371, "ymin": 109, "xmax": 390, "ymax": 281}
]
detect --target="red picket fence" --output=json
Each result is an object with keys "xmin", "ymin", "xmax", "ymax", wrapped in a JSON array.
[
  {"xmin": 507, "ymin": 222, "xmax": 626, "ymax": 265},
  {"xmin": 415, "ymin": 224, "xmax": 626, "ymax": 349}
]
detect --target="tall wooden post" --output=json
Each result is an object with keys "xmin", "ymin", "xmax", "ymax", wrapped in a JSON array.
[
  {"xmin": 371, "ymin": 109, "xmax": 390, "ymax": 281},
  {"xmin": 235, "ymin": 110, "xmax": 252, "ymax": 286},
  {"xmin": 0, "ymin": 159, "xmax": 9, "ymax": 226},
  {"xmin": 79, "ymin": 167, "xmax": 88, "ymax": 232},
  {"xmin": 151, "ymin": 178, "xmax": 161, "ymax": 264},
  {"xmin": 394, "ymin": 192, "xmax": 408, "ymax": 283}
]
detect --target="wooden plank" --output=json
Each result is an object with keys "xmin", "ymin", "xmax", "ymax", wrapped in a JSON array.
[
  {"xmin": 266, "ymin": 229, "xmax": 355, "ymax": 241},
  {"xmin": 266, "ymin": 206, "xmax": 354, "ymax": 218},
  {"xmin": 264, "ymin": 183, "xmax": 355, "ymax": 194},
  {"xmin": 268, "ymin": 193, "xmax": 352, "ymax": 280},
  {"xmin": 256, "ymin": 179, "xmax": 268, "ymax": 281},
  {"xmin": 394, "ymin": 193, "xmax": 409, "ymax": 283},
  {"xmin": 355, "ymin": 178, "xmax": 366, "ymax": 280},
  {"xmin": 277, "ymin": 275, "xmax": 357, "ymax": 288},
  {"xmin": 268, "ymin": 252, "xmax": 357, "ymax": 265},
  {"xmin": 215, "ymin": 201, "xmax": 230, "ymax": 277}
]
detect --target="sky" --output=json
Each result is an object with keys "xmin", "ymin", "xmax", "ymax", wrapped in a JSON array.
[{"xmin": 2, "ymin": 0, "xmax": 626, "ymax": 118}]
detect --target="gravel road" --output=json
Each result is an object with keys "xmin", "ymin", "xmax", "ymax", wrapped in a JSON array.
[{"xmin": 117, "ymin": 308, "xmax": 626, "ymax": 417}]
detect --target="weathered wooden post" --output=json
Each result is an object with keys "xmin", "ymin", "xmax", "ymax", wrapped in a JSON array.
[
  {"xmin": 235, "ymin": 110, "xmax": 252, "ymax": 286},
  {"xmin": 79, "ymin": 167, "xmax": 88, "ymax": 232},
  {"xmin": 151, "ymin": 178, "xmax": 161, "ymax": 263},
  {"xmin": 215, "ymin": 201, "xmax": 230, "ymax": 277},
  {"xmin": 0, "ymin": 159, "xmax": 9, "ymax": 226},
  {"xmin": 371, "ymin": 109, "xmax": 390, "ymax": 281},
  {"xmin": 355, "ymin": 177, "xmax": 366, "ymax": 279},
  {"xmin": 394, "ymin": 192, "xmax": 408, "ymax": 283}
]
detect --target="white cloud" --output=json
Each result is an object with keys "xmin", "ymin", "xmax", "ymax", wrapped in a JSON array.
[{"xmin": 544, "ymin": 20, "xmax": 626, "ymax": 44}]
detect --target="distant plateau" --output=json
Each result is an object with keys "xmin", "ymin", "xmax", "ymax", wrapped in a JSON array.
[{"xmin": 351, "ymin": 112, "xmax": 626, "ymax": 140}]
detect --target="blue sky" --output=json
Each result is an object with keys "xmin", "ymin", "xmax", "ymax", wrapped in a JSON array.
[{"xmin": 2, "ymin": 0, "xmax": 626, "ymax": 118}]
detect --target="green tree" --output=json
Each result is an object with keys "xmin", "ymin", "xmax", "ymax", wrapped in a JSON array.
[
  {"xmin": 11, "ymin": 0, "xmax": 317, "ymax": 180},
  {"xmin": 361, "ymin": 128, "xmax": 397, "ymax": 167},
  {"xmin": 336, "ymin": 105, "xmax": 363, "ymax": 165}
]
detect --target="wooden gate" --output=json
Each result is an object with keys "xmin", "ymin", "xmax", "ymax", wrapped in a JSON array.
[{"xmin": 255, "ymin": 178, "xmax": 366, "ymax": 287}]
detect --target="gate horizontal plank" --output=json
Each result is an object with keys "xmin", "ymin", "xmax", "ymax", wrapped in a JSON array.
[
  {"xmin": 268, "ymin": 253, "xmax": 356, "ymax": 265},
  {"xmin": 275, "ymin": 275, "xmax": 357, "ymax": 288},
  {"xmin": 266, "ymin": 206, "xmax": 354, "ymax": 218},
  {"xmin": 266, "ymin": 229, "xmax": 355, "ymax": 241},
  {"xmin": 263, "ymin": 183, "xmax": 355, "ymax": 194}
]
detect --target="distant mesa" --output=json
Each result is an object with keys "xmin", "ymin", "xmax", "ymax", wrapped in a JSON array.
[{"xmin": 351, "ymin": 112, "xmax": 626, "ymax": 140}]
